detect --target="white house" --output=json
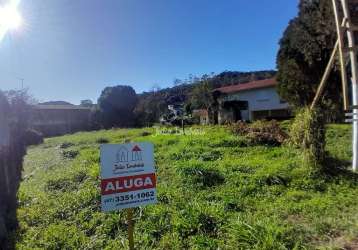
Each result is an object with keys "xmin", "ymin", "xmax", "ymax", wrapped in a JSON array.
[{"xmin": 213, "ymin": 78, "xmax": 290, "ymax": 124}]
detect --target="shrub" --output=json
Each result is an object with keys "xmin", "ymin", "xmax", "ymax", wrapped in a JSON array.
[
  {"xmin": 231, "ymin": 120, "xmax": 288, "ymax": 146},
  {"xmin": 46, "ymin": 177, "xmax": 75, "ymax": 192},
  {"xmin": 62, "ymin": 150, "xmax": 79, "ymax": 159},
  {"xmin": 289, "ymin": 107, "xmax": 326, "ymax": 171},
  {"xmin": 140, "ymin": 131, "xmax": 152, "ymax": 137},
  {"xmin": 230, "ymin": 121, "xmax": 249, "ymax": 135},
  {"xmin": 247, "ymin": 120, "xmax": 288, "ymax": 146},
  {"xmin": 199, "ymin": 150, "xmax": 222, "ymax": 161},
  {"xmin": 24, "ymin": 129, "xmax": 44, "ymax": 146},
  {"xmin": 59, "ymin": 142, "xmax": 74, "ymax": 149},
  {"xmin": 96, "ymin": 138, "xmax": 109, "ymax": 144},
  {"xmin": 181, "ymin": 166, "xmax": 225, "ymax": 188}
]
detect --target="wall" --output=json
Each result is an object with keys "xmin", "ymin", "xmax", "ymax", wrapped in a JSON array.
[{"xmin": 30, "ymin": 107, "xmax": 91, "ymax": 137}]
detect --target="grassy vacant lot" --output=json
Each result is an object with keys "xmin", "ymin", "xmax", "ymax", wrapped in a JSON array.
[{"xmin": 15, "ymin": 125, "xmax": 358, "ymax": 249}]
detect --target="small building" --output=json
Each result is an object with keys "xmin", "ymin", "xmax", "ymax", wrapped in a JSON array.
[
  {"xmin": 213, "ymin": 78, "xmax": 290, "ymax": 124},
  {"xmin": 30, "ymin": 104, "xmax": 91, "ymax": 136},
  {"xmin": 192, "ymin": 109, "xmax": 209, "ymax": 125}
]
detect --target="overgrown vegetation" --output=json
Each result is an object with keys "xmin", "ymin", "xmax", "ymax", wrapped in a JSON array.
[
  {"xmin": 24, "ymin": 129, "xmax": 44, "ymax": 146},
  {"xmin": 231, "ymin": 120, "xmax": 288, "ymax": 146},
  {"xmin": 15, "ymin": 125, "xmax": 358, "ymax": 249},
  {"xmin": 289, "ymin": 107, "xmax": 326, "ymax": 172}
]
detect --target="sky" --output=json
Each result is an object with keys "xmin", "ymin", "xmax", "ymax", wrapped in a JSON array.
[{"xmin": 0, "ymin": 0, "xmax": 298, "ymax": 104}]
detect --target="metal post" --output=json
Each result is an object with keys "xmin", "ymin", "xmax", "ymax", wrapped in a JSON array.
[{"xmin": 341, "ymin": 0, "xmax": 358, "ymax": 171}]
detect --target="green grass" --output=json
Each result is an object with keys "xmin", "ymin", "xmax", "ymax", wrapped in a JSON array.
[{"xmin": 15, "ymin": 125, "xmax": 358, "ymax": 249}]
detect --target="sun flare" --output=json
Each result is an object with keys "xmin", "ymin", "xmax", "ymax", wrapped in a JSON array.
[
  {"xmin": 0, "ymin": 5, "xmax": 22, "ymax": 30},
  {"xmin": 0, "ymin": 1, "xmax": 22, "ymax": 41}
]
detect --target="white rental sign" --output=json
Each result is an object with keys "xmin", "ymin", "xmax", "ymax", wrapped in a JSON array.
[{"xmin": 100, "ymin": 142, "xmax": 157, "ymax": 212}]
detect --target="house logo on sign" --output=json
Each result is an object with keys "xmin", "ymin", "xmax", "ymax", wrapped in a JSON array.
[
  {"xmin": 113, "ymin": 145, "xmax": 144, "ymax": 174},
  {"xmin": 116, "ymin": 146, "xmax": 129, "ymax": 163},
  {"xmin": 131, "ymin": 145, "xmax": 142, "ymax": 161}
]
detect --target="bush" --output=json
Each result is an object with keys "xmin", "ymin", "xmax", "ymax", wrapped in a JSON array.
[
  {"xmin": 231, "ymin": 120, "xmax": 288, "ymax": 146},
  {"xmin": 59, "ymin": 142, "xmax": 74, "ymax": 149},
  {"xmin": 96, "ymin": 138, "xmax": 109, "ymax": 144},
  {"xmin": 181, "ymin": 166, "xmax": 225, "ymax": 188},
  {"xmin": 24, "ymin": 129, "xmax": 44, "ymax": 146},
  {"xmin": 247, "ymin": 120, "xmax": 288, "ymax": 146},
  {"xmin": 62, "ymin": 150, "xmax": 79, "ymax": 159},
  {"xmin": 230, "ymin": 121, "xmax": 249, "ymax": 135},
  {"xmin": 140, "ymin": 131, "xmax": 152, "ymax": 137},
  {"xmin": 46, "ymin": 177, "xmax": 75, "ymax": 192},
  {"xmin": 289, "ymin": 107, "xmax": 326, "ymax": 171}
]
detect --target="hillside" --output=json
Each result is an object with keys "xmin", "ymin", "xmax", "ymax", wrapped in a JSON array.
[{"xmin": 15, "ymin": 125, "xmax": 358, "ymax": 249}]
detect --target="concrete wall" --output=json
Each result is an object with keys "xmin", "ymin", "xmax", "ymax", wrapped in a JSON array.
[{"xmin": 30, "ymin": 107, "xmax": 91, "ymax": 137}]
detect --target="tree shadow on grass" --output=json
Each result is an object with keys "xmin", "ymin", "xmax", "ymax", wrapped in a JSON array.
[{"xmin": 321, "ymin": 154, "xmax": 358, "ymax": 183}]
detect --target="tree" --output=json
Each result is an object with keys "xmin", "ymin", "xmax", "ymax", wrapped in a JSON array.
[
  {"xmin": 276, "ymin": 0, "xmax": 342, "ymax": 119},
  {"xmin": 80, "ymin": 99, "xmax": 93, "ymax": 107},
  {"xmin": 97, "ymin": 85, "xmax": 137, "ymax": 128},
  {"xmin": 4, "ymin": 88, "xmax": 36, "ymax": 126},
  {"xmin": 190, "ymin": 74, "xmax": 217, "ymax": 123}
]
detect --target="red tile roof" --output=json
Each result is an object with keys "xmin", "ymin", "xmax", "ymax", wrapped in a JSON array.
[{"xmin": 213, "ymin": 78, "xmax": 277, "ymax": 94}]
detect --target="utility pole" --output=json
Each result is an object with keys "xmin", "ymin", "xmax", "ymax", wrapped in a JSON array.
[
  {"xmin": 340, "ymin": 0, "xmax": 358, "ymax": 172},
  {"xmin": 19, "ymin": 78, "xmax": 24, "ymax": 89}
]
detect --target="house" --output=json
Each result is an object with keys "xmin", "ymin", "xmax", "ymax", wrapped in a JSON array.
[
  {"xmin": 30, "ymin": 104, "xmax": 91, "ymax": 136},
  {"xmin": 213, "ymin": 78, "xmax": 290, "ymax": 124},
  {"xmin": 192, "ymin": 109, "xmax": 209, "ymax": 125}
]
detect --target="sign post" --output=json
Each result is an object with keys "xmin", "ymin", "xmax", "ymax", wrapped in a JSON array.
[
  {"xmin": 100, "ymin": 142, "xmax": 157, "ymax": 249},
  {"xmin": 127, "ymin": 208, "xmax": 134, "ymax": 250}
]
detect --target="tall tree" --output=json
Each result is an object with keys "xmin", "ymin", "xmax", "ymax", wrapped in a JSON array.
[
  {"xmin": 98, "ymin": 85, "xmax": 137, "ymax": 128},
  {"xmin": 190, "ymin": 74, "xmax": 217, "ymax": 121},
  {"xmin": 80, "ymin": 99, "xmax": 93, "ymax": 107},
  {"xmin": 276, "ymin": 0, "xmax": 342, "ymax": 120}
]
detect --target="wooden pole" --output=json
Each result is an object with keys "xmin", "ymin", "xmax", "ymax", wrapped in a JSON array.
[
  {"xmin": 127, "ymin": 208, "xmax": 135, "ymax": 250},
  {"xmin": 332, "ymin": 0, "xmax": 349, "ymax": 110},
  {"xmin": 124, "ymin": 139, "xmax": 135, "ymax": 249},
  {"xmin": 341, "ymin": 0, "xmax": 358, "ymax": 172},
  {"xmin": 311, "ymin": 39, "xmax": 339, "ymax": 110}
]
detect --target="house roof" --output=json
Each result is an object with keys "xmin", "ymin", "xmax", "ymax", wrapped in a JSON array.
[
  {"xmin": 213, "ymin": 78, "xmax": 277, "ymax": 94},
  {"xmin": 132, "ymin": 145, "xmax": 142, "ymax": 151},
  {"xmin": 33, "ymin": 104, "xmax": 91, "ymax": 110}
]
